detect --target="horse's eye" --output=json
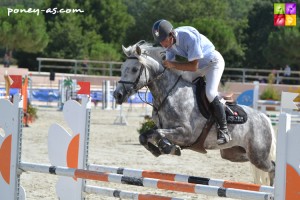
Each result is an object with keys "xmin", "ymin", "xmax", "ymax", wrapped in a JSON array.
[{"xmin": 132, "ymin": 67, "xmax": 139, "ymax": 73}]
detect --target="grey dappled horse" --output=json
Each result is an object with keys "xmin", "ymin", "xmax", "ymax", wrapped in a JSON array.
[{"xmin": 113, "ymin": 41, "xmax": 276, "ymax": 185}]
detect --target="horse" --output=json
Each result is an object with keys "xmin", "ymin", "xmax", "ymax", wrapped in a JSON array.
[{"xmin": 113, "ymin": 41, "xmax": 276, "ymax": 186}]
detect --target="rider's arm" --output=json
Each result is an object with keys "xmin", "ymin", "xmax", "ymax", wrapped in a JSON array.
[{"xmin": 163, "ymin": 59, "xmax": 199, "ymax": 72}]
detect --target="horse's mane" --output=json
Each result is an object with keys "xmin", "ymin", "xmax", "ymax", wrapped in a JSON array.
[
  {"xmin": 135, "ymin": 41, "xmax": 194, "ymax": 83},
  {"xmin": 136, "ymin": 41, "xmax": 165, "ymax": 62}
]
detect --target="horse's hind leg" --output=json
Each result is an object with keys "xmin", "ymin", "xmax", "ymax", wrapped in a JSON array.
[{"xmin": 248, "ymin": 145, "xmax": 275, "ymax": 186}]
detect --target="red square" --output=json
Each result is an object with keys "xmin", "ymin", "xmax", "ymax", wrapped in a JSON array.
[{"xmin": 274, "ymin": 14, "xmax": 285, "ymax": 26}]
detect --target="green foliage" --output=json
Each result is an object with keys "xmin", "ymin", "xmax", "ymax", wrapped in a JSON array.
[
  {"xmin": 27, "ymin": 103, "xmax": 38, "ymax": 119},
  {"xmin": 260, "ymin": 86, "xmax": 280, "ymax": 101},
  {"xmin": 188, "ymin": 18, "xmax": 244, "ymax": 57},
  {"xmin": 78, "ymin": 0, "xmax": 134, "ymax": 44},
  {"xmin": 264, "ymin": 25, "xmax": 300, "ymax": 68},
  {"xmin": 137, "ymin": 117, "xmax": 156, "ymax": 135},
  {"xmin": 64, "ymin": 77, "xmax": 73, "ymax": 89},
  {"xmin": 244, "ymin": 1, "xmax": 276, "ymax": 69},
  {"xmin": 89, "ymin": 42, "xmax": 121, "ymax": 61},
  {"xmin": 0, "ymin": 6, "xmax": 48, "ymax": 53}
]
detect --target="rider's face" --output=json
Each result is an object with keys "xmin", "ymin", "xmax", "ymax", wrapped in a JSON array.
[{"xmin": 160, "ymin": 35, "xmax": 173, "ymax": 49}]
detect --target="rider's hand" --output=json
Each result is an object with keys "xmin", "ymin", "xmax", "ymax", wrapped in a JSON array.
[{"xmin": 163, "ymin": 60, "xmax": 174, "ymax": 69}]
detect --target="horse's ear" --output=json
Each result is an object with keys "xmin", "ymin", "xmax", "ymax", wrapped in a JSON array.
[
  {"xmin": 136, "ymin": 45, "xmax": 141, "ymax": 56},
  {"xmin": 122, "ymin": 45, "xmax": 131, "ymax": 57}
]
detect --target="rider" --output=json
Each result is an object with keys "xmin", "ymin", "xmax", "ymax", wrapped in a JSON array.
[{"xmin": 152, "ymin": 19, "xmax": 231, "ymax": 145}]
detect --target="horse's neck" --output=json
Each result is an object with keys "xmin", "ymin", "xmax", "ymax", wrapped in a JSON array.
[{"xmin": 148, "ymin": 69, "xmax": 184, "ymax": 105}]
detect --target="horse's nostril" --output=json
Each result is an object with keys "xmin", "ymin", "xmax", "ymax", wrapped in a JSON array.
[{"xmin": 113, "ymin": 91, "xmax": 123, "ymax": 100}]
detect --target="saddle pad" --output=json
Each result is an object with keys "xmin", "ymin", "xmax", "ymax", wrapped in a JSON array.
[{"xmin": 225, "ymin": 102, "xmax": 248, "ymax": 124}]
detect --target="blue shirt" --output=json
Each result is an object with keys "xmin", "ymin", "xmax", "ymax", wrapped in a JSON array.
[{"xmin": 166, "ymin": 26, "xmax": 216, "ymax": 69}]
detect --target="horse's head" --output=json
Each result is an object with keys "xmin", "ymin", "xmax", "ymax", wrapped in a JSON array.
[{"xmin": 113, "ymin": 41, "xmax": 165, "ymax": 104}]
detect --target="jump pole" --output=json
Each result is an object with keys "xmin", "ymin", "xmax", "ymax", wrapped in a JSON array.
[
  {"xmin": 19, "ymin": 162, "xmax": 273, "ymax": 200},
  {"xmin": 87, "ymin": 164, "xmax": 274, "ymax": 194}
]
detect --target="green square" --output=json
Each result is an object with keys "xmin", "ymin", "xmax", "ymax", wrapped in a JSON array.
[{"xmin": 274, "ymin": 3, "xmax": 285, "ymax": 14}]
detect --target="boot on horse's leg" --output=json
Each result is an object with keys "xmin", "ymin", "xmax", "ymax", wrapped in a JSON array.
[
  {"xmin": 210, "ymin": 96, "xmax": 232, "ymax": 145},
  {"xmin": 139, "ymin": 131, "xmax": 161, "ymax": 157},
  {"xmin": 157, "ymin": 137, "xmax": 181, "ymax": 156}
]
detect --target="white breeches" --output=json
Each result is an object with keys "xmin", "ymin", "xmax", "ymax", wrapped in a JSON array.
[{"xmin": 201, "ymin": 51, "xmax": 225, "ymax": 103}]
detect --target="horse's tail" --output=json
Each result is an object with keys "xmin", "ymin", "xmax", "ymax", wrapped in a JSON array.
[{"xmin": 250, "ymin": 114, "xmax": 276, "ymax": 185}]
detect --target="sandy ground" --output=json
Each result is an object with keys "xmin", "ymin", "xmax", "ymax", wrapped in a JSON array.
[{"xmin": 20, "ymin": 103, "xmax": 256, "ymax": 200}]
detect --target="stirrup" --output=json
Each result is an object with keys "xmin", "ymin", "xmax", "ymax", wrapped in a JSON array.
[{"xmin": 217, "ymin": 130, "xmax": 231, "ymax": 145}]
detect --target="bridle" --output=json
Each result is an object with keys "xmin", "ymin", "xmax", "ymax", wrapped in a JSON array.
[
  {"xmin": 118, "ymin": 57, "xmax": 146, "ymax": 96},
  {"xmin": 117, "ymin": 53, "xmax": 182, "ymax": 127},
  {"xmin": 118, "ymin": 55, "xmax": 166, "ymax": 98}
]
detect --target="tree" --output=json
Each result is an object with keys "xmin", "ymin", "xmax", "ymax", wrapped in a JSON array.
[
  {"xmin": 264, "ymin": 25, "xmax": 300, "ymax": 70},
  {"xmin": 80, "ymin": 0, "xmax": 135, "ymax": 44},
  {"xmin": 0, "ymin": 6, "xmax": 48, "ymax": 54},
  {"xmin": 244, "ymin": 1, "xmax": 277, "ymax": 69}
]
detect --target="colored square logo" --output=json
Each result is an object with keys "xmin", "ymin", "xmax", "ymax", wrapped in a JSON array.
[
  {"xmin": 285, "ymin": 14, "xmax": 296, "ymax": 26},
  {"xmin": 285, "ymin": 3, "xmax": 296, "ymax": 14},
  {"xmin": 274, "ymin": 3, "xmax": 285, "ymax": 14},
  {"xmin": 274, "ymin": 14, "xmax": 285, "ymax": 26}
]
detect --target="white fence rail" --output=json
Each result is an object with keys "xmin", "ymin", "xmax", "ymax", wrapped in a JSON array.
[{"xmin": 37, "ymin": 58, "xmax": 300, "ymax": 84}]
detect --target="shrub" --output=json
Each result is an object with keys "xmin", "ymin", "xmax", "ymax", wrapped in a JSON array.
[
  {"xmin": 260, "ymin": 86, "xmax": 280, "ymax": 101},
  {"xmin": 137, "ymin": 117, "xmax": 156, "ymax": 135}
]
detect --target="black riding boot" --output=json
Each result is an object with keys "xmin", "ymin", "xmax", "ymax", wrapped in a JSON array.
[{"xmin": 210, "ymin": 96, "xmax": 231, "ymax": 145}]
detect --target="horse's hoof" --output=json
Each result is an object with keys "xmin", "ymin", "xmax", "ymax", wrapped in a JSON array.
[
  {"xmin": 172, "ymin": 146, "xmax": 181, "ymax": 156},
  {"xmin": 148, "ymin": 142, "xmax": 162, "ymax": 157}
]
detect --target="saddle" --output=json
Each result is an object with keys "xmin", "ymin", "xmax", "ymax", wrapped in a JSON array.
[
  {"xmin": 194, "ymin": 77, "xmax": 247, "ymax": 124},
  {"xmin": 184, "ymin": 77, "xmax": 247, "ymax": 154}
]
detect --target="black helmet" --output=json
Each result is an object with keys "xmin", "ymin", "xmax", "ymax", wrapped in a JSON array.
[{"xmin": 152, "ymin": 19, "xmax": 173, "ymax": 43}]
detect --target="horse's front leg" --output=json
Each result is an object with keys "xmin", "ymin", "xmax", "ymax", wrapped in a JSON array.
[
  {"xmin": 139, "ymin": 129, "xmax": 162, "ymax": 157},
  {"xmin": 139, "ymin": 128, "xmax": 182, "ymax": 156}
]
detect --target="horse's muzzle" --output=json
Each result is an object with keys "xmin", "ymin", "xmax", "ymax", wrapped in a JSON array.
[{"xmin": 113, "ymin": 90, "xmax": 126, "ymax": 104}]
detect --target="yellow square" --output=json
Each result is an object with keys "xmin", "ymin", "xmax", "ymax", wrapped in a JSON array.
[{"xmin": 285, "ymin": 15, "xmax": 296, "ymax": 26}]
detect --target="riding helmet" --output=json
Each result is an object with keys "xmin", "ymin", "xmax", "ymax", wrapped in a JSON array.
[{"xmin": 152, "ymin": 19, "xmax": 173, "ymax": 43}]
